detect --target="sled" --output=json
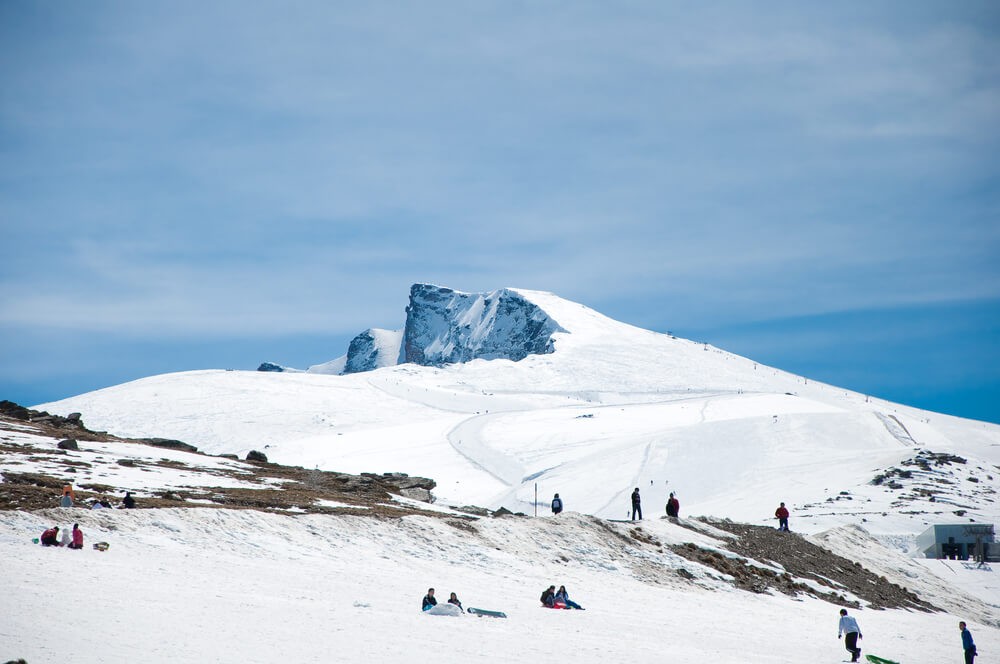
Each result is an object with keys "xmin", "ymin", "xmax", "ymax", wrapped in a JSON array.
[
  {"xmin": 93, "ymin": 541, "xmax": 110, "ymax": 551},
  {"xmin": 865, "ymin": 655, "xmax": 900, "ymax": 664},
  {"xmin": 467, "ymin": 607, "xmax": 507, "ymax": 618},
  {"xmin": 424, "ymin": 603, "xmax": 463, "ymax": 616}
]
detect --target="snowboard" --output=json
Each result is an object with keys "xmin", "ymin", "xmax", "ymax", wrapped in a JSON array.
[
  {"xmin": 864, "ymin": 656, "xmax": 900, "ymax": 664},
  {"xmin": 467, "ymin": 607, "xmax": 507, "ymax": 618},
  {"xmin": 424, "ymin": 603, "xmax": 463, "ymax": 616}
]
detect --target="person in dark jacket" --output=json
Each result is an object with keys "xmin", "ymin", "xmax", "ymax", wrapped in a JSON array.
[
  {"xmin": 555, "ymin": 585, "xmax": 584, "ymax": 610},
  {"xmin": 551, "ymin": 493, "xmax": 563, "ymax": 515},
  {"xmin": 421, "ymin": 588, "xmax": 437, "ymax": 611},
  {"xmin": 540, "ymin": 585, "xmax": 557, "ymax": 608},
  {"xmin": 122, "ymin": 492, "xmax": 136, "ymax": 509},
  {"xmin": 40, "ymin": 526, "xmax": 60, "ymax": 546},
  {"xmin": 666, "ymin": 492, "xmax": 680, "ymax": 518},
  {"xmin": 960, "ymin": 621, "xmax": 977, "ymax": 664},
  {"xmin": 631, "ymin": 488, "xmax": 642, "ymax": 520},
  {"xmin": 448, "ymin": 592, "xmax": 463, "ymax": 610},
  {"xmin": 775, "ymin": 502, "xmax": 790, "ymax": 531}
]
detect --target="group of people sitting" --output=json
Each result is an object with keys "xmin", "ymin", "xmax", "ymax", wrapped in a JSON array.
[
  {"xmin": 40, "ymin": 524, "xmax": 84, "ymax": 549},
  {"xmin": 421, "ymin": 588, "xmax": 463, "ymax": 611},
  {"xmin": 59, "ymin": 484, "xmax": 136, "ymax": 510},
  {"xmin": 540, "ymin": 585, "xmax": 585, "ymax": 610}
]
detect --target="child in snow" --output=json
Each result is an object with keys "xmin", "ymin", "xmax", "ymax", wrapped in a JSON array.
[
  {"xmin": 422, "ymin": 588, "xmax": 437, "ymax": 611},
  {"xmin": 448, "ymin": 592, "xmax": 463, "ymax": 610},
  {"xmin": 60, "ymin": 527, "xmax": 72, "ymax": 547},
  {"xmin": 555, "ymin": 585, "xmax": 584, "ymax": 610},
  {"xmin": 60, "ymin": 485, "xmax": 75, "ymax": 508},
  {"xmin": 40, "ymin": 526, "xmax": 60, "ymax": 546},
  {"xmin": 68, "ymin": 523, "xmax": 84, "ymax": 550}
]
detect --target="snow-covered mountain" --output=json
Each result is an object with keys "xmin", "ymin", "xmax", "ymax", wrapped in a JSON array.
[{"xmin": 35, "ymin": 284, "xmax": 1000, "ymax": 537}]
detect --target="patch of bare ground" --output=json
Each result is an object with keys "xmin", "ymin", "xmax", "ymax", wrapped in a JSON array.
[{"xmin": 685, "ymin": 518, "xmax": 937, "ymax": 612}]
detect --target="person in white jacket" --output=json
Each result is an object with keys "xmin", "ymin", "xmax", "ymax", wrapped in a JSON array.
[{"xmin": 838, "ymin": 608, "xmax": 863, "ymax": 662}]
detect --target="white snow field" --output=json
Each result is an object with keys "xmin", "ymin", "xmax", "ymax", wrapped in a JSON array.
[{"xmin": 4, "ymin": 286, "xmax": 997, "ymax": 663}]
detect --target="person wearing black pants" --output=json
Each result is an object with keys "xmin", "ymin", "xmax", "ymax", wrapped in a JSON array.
[
  {"xmin": 961, "ymin": 621, "xmax": 977, "ymax": 664},
  {"xmin": 838, "ymin": 609, "xmax": 862, "ymax": 662},
  {"xmin": 631, "ymin": 487, "xmax": 642, "ymax": 520}
]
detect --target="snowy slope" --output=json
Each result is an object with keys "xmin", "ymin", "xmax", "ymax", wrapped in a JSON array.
[{"xmin": 36, "ymin": 286, "xmax": 1000, "ymax": 544}]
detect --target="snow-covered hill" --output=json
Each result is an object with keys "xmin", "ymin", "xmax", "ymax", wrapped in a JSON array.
[{"xmin": 36, "ymin": 285, "xmax": 1000, "ymax": 543}]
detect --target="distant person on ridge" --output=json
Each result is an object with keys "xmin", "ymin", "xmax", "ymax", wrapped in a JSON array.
[
  {"xmin": 775, "ymin": 502, "xmax": 790, "ymax": 531},
  {"xmin": 122, "ymin": 492, "xmax": 136, "ymax": 509},
  {"xmin": 551, "ymin": 493, "xmax": 563, "ymax": 515},
  {"xmin": 448, "ymin": 592, "xmax": 463, "ymax": 610},
  {"xmin": 960, "ymin": 621, "xmax": 977, "ymax": 664},
  {"xmin": 422, "ymin": 588, "xmax": 437, "ymax": 611},
  {"xmin": 666, "ymin": 492, "xmax": 680, "ymax": 518},
  {"xmin": 631, "ymin": 488, "xmax": 642, "ymax": 521},
  {"xmin": 837, "ymin": 608, "xmax": 863, "ymax": 662}
]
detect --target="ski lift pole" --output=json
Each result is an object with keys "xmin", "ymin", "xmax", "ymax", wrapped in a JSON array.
[{"xmin": 534, "ymin": 483, "xmax": 538, "ymax": 517}]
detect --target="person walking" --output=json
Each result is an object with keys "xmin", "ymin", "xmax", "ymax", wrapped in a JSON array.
[
  {"xmin": 775, "ymin": 502, "xmax": 790, "ymax": 531},
  {"xmin": 666, "ymin": 492, "xmax": 680, "ymax": 518},
  {"xmin": 837, "ymin": 608, "xmax": 863, "ymax": 662},
  {"xmin": 631, "ymin": 488, "xmax": 642, "ymax": 521},
  {"xmin": 960, "ymin": 621, "xmax": 977, "ymax": 664},
  {"xmin": 551, "ymin": 493, "xmax": 563, "ymax": 515}
]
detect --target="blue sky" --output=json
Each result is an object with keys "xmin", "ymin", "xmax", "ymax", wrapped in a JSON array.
[{"xmin": 1, "ymin": 1, "xmax": 998, "ymax": 423}]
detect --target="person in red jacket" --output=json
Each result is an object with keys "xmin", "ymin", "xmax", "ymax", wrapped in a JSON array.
[
  {"xmin": 40, "ymin": 526, "xmax": 60, "ymax": 546},
  {"xmin": 775, "ymin": 502, "xmax": 790, "ymax": 531},
  {"xmin": 666, "ymin": 492, "xmax": 680, "ymax": 518},
  {"xmin": 68, "ymin": 523, "xmax": 84, "ymax": 550}
]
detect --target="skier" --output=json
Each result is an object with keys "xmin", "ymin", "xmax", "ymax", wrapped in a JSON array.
[
  {"xmin": 837, "ymin": 608, "xmax": 863, "ymax": 662},
  {"xmin": 551, "ymin": 493, "xmax": 563, "ymax": 515},
  {"xmin": 68, "ymin": 523, "xmax": 84, "ymax": 550},
  {"xmin": 666, "ymin": 492, "xmax": 680, "ymax": 518},
  {"xmin": 960, "ymin": 621, "xmax": 977, "ymax": 664},
  {"xmin": 421, "ymin": 588, "xmax": 437, "ymax": 611},
  {"xmin": 631, "ymin": 488, "xmax": 642, "ymax": 521},
  {"xmin": 540, "ymin": 585, "xmax": 557, "ymax": 608},
  {"xmin": 555, "ymin": 585, "xmax": 584, "ymax": 610},
  {"xmin": 448, "ymin": 592, "xmax": 463, "ymax": 610},
  {"xmin": 775, "ymin": 502, "xmax": 790, "ymax": 531},
  {"xmin": 40, "ymin": 526, "xmax": 60, "ymax": 547}
]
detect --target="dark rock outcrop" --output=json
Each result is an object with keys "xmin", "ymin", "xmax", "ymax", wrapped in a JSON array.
[
  {"xmin": 246, "ymin": 450, "xmax": 268, "ymax": 463},
  {"xmin": 139, "ymin": 438, "xmax": 199, "ymax": 454},
  {"xmin": 257, "ymin": 362, "xmax": 284, "ymax": 372},
  {"xmin": 57, "ymin": 439, "xmax": 79, "ymax": 450}
]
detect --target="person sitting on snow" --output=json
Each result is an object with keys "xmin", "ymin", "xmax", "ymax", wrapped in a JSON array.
[
  {"xmin": 40, "ymin": 526, "xmax": 60, "ymax": 546},
  {"xmin": 421, "ymin": 588, "xmax": 437, "ymax": 611},
  {"xmin": 540, "ymin": 585, "xmax": 557, "ymax": 608},
  {"xmin": 448, "ymin": 592, "xmax": 463, "ymax": 610},
  {"xmin": 68, "ymin": 523, "xmax": 84, "ymax": 550},
  {"xmin": 555, "ymin": 585, "xmax": 584, "ymax": 610}
]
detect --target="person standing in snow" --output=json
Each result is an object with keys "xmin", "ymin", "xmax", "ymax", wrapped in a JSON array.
[
  {"xmin": 666, "ymin": 492, "xmax": 680, "ymax": 518},
  {"xmin": 60, "ymin": 485, "xmax": 75, "ymax": 508},
  {"xmin": 68, "ymin": 523, "xmax": 84, "ymax": 550},
  {"xmin": 837, "ymin": 608, "xmax": 863, "ymax": 662},
  {"xmin": 775, "ymin": 502, "xmax": 790, "ymax": 531},
  {"xmin": 421, "ymin": 588, "xmax": 437, "ymax": 611},
  {"xmin": 551, "ymin": 493, "xmax": 563, "ymax": 515},
  {"xmin": 960, "ymin": 621, "xmax": 977, "ymax": 664},
  {"xmin": 631, "ymin": 488, "xmax": 642, "ymax": 521},
  {"xmin": 448, "ymin": 592, "xmax": 463, "ymax": 610}
]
